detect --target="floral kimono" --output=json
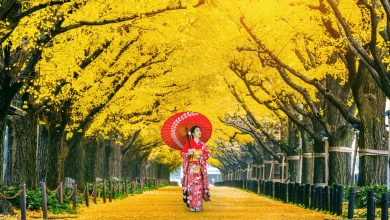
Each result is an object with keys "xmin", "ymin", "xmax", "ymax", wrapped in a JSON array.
[{"xmin": 180, "ymin": 139, "xmax": 210, "ymax": 210}]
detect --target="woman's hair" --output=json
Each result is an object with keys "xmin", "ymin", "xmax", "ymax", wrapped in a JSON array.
[{"xmin": 190, "ymin": 126, "xmax": 200, "ymax": 139}]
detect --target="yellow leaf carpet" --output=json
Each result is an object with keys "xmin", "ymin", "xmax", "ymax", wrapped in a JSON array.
[{"xmin": 76, "ymin": 186, "xmax": 334, "ymax": 220}]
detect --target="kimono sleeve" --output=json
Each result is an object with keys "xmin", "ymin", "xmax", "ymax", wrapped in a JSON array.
[
  {"xmin": 201, "ymin": 144, "xmax": 210, "ymax": 161},
  {"xmin": 180, "ymin": 142, "xmax": 189, "ymax": 158}
]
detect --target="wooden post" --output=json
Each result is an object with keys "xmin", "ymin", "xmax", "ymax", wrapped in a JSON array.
[
  {"xmin": 311, "ymin": 148, "xmax": 315, "ymax": 185},
  {"xmin": 262, "ymin": 165, "xmax": 265, "ymax": 180},
  {"xmin": 85, "ymin": 183, "xmax": 89, "ymax": 207},
  {"xmin": 93, "ymin": 182, "xmax": 97, "ymax": 204},
  {"xmin": 58, "ymin": 182, "xmax": 63, "ymax": 204},
  {"xmin": 20, "ymin": 184, "xmax": 26, "ymax": 220},
  {"xmin": 41, "ymin": 182, "xmax": 48, "ymax": 219},
  {"xmin": 72, "ymin": 184, "xmax": 77, "ymax": 210},
  {"xmin": 281, "ymin": 155, "xmax": 285, "ymax": 182},
  {"xmin": 122, "ymin": 180, "xmax": 125, "ymax": 194},
  {"xmin": 269, "ymin": 159, "xmax": 274, "ymax": 181},
  {"xmin": 103, "ymin": 180, "xmax": 107, "ymax": 203},
  {"xmin": 118, "ymin": 180, "xmax": 121, "ymax": 194},
  {"xmin": 297, "ymin": 149, "xmax": 301, "ymax": 183},
  {"xmin": 109, "ymin": 180, "xmax": 112, "ymax": 202},
  {"xmin": 285, "ymin": 158, "xmax": 289, "ymax": 182},
  {"xmin": 351, "ymin": 133, "xmax": 359, "ymax": 186},
  {"xmin": 246, "ymin": 163, "xmax": 250, "ymax": 180},
  {"xmin": 125, "ymin": 180, "xmax": 128, "ymax": 197},
  {"xmin": 325, "ymin": 139, "xmax": 329, "ymax": 185}
]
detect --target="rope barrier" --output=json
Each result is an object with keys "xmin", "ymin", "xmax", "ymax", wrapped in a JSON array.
[
  {"xmin": 0, "ymin": 188, "xmax": 24, "ymax": 199},
  {"xmin": 328, "ymin": 147, "xmax": 353, "ymax": 153},
  {"xmin": 63, "ymin": 187, "xmax": 75, "ymax": 199},
  {"xmin": 46, "ymin": 185, "xmax": 61, "ymax": 193},
  {"xmin": 286, "ymin": 156, "xmax": 299, "ymax": 160},
  {"xmin": 313, "ymin": 183, "xmax": 328, "ymax": 186},
  {"xmin": 78, "ymin": 185, "xmax": 87, "ymax": 199},
  {"xmin": 359, "ymin": 149, "xmax": 388, "ymax": 156},
  {"xmin": 89, "ymin": 185, "xmax": 96, "ymax": 198}
]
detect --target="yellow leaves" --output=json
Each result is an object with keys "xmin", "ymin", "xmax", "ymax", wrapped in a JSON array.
[
  {"xmin": 17, "ymin": 0, "xmax": 364, "ymax": 169},
  {"xmin": 66, "ymin": 186, "xmax": 333, "ymax": 219},
  {"xmin": 149, "ymin": 145, "xmax": 182, "ymax": 171}
]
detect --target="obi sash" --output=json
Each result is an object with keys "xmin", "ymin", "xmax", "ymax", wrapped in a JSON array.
[{"xmin": 189, "ymin": 150, "xmax": 203, "ymax": 162}]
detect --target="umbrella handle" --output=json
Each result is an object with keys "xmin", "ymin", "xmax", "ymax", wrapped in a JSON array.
[
  {"xmin": 185, "ymin": 127, "xmax": 192, "ymax": 150},
  {"xmin": 185, "ymin": 128, "xmax": 194, "ymax": 162},
  {"xmin": 185, "ymin": 127, "xmax": 192, "ymax": 197}
]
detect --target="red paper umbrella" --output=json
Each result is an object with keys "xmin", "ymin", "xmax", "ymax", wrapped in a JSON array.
[{"xmin": 161, "ymin": 112, "xmax": 212, "ymax": 150}]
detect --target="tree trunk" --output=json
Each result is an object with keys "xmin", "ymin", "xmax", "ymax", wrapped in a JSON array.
[
  {"xmin": 84, "ymin": 138, "xmax": 105, "ymax": 182},
  {"xmin": 300, "ymin": 128, "xmax": 313, "ymax": 184},
  {"xmin": 313, "ymin": 139, "xmax": 326, "ymax": 184},
  {"xmin": 64, "ymin": 139, "xmax": 85, "ymax": 188},
  {"xmin": 287, "ymin": 120, "xmax": 299, "ymax": 182},
  {"xmin": 8, "ymin": 112, "xmax": 37, "ymax": 187},
  {"xmin": 328, "ymin": 128, "xmax": 353, "ymax": 185},
  {"xmin": 157, "ymin": 164, "xmax": 170, "ymax": 180},
  {"xmin": 36, "ymin": 124, "xmax": 49, "ymax": 185},
  {"xmin": 325, "ymin": 76, "xmax": 354, "ymax": 185},
  {"xmin": 0, "ymin": 122, "xmax": 13, "ymax": 215},
  {"xmin": 351, "ymin": 62, "xmax": 388, "ymax": 186},
  {"xmin": 103, "ymin": 142, "xmax": 112, "ymax": 180},
  {"xmin": 3, "ymin": 123, "xmax": 12, "ymax": 185},
  {"xmin": 111, "ymin": 145, "xmax": 122, "ymax": 179}
]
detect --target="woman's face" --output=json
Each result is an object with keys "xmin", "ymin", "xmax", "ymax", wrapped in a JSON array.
[{"xmin": 193, "ymin": 127, "xmax": 201, "ymax": 138}]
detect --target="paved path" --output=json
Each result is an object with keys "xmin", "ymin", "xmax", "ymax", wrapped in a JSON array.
[{"xmin": 78, "ymin": 186, "xmax": 334, "ymax": 219}]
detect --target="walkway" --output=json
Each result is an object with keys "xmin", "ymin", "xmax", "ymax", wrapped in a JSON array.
[{"xmin": 78, "ymin": 186, "xmax": 334, "ymax": 219}]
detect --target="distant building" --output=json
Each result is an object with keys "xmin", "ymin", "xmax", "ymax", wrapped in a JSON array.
[{"xmin": 170, "ymin": 165, "xmax": 222, "ymax": 186}]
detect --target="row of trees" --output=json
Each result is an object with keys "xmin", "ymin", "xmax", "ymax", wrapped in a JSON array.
[
  {"xmin": 0, "ymin": 0, "xmax": 209, "ymax": 196},
  {"xmin": 214, "ymin": 0, "xmax": 390, "ymax": 187}
]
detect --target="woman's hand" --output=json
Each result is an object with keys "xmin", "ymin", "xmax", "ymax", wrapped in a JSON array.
[
  {"xmin": 195, "ymin": 154, "xmax": 201, "ymax": 159},
  {"xmin": 188, "ymin": 149, "xmax": 194, "ymax": 155}
]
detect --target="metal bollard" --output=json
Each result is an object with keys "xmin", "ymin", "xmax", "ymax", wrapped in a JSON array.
[
  {"xmin": 381, "ymin": 193, "xmax": 389, "ymax": 220},
  {"xmin": 367, "ymin": 190, "xmax": 375, "ymax": 220},
  {"xmin": 310, "ymin": 185, "xmax": 315, "ymax": 209},
  {"xmin": 347, "ymin": 187, "xmax": 356, "ymax": 220},
  {"xmin": 337, "ymin": 185, "xmax": 344, "ymax": 216},
  {"xmin": 324, "ymin": 186, "xmax": 330, "ymax": 211},
  {"xmin": 304, "ymin": 184, "xmax": 310, "ymax": 208}
]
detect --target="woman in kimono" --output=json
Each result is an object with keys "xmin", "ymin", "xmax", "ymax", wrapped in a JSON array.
[{"xmin": 180, "ymin": 125, "xmax": 211, "ymax": 212}]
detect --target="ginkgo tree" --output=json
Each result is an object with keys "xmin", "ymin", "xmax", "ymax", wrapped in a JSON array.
[
  {"xmin": 217, "ymin": 0, "xmax": 388, "ymax": 186},
  {"xmin": 1, "ymin": 0, "xmax": 210, "ymax": 188},
  {"xmin": 4, "ymin": 0, "xmax": 389, "ymax": 197}
]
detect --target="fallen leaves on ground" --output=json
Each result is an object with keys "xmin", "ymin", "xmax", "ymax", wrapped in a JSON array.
[
  {"xmin": 79, "ymin": 186, "xmax": 334, "ymax": 219},
  {"xmin": 1, "ymin": 186, "xmax": 339, "ymax": 219}
]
